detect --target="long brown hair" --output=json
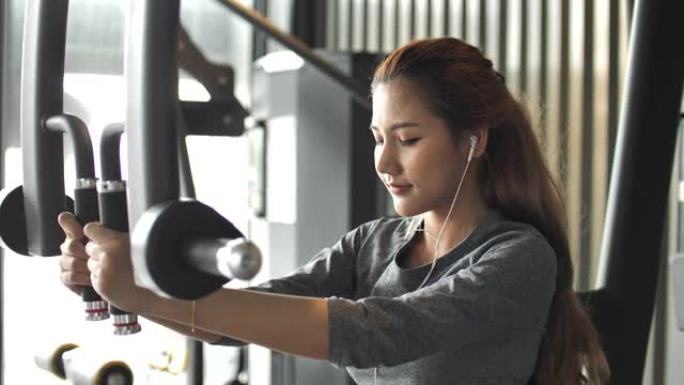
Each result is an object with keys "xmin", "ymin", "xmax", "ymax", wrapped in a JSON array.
[{"xmin": 372, "ymin": 37, "xmax": 610, "ymax": 385}]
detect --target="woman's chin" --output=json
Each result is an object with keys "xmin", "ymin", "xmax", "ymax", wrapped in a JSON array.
[{"xmin": 391, "ymin": 201, "xmax": 425, "ymax": 217}]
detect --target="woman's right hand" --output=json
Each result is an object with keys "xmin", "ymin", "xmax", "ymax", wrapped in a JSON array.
[{"xmin": 57, "ymin": 212, "xmax": 92, "ymax": 295}]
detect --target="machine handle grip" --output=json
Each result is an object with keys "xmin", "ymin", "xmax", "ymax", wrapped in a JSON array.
[
  {"xmin": 98, "ymin": 190, "xmax": 127, "ymax": 232},
  {"xmin": 73, "ymin": 187, "xmax": 108, "ymax": 314},
  {"xmin": 98, "ymin": 185, "xmax": 141, "ymax": 334}
]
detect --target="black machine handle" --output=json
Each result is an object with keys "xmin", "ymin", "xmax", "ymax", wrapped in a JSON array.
[
  {"xmin": 99, "ymin": 124, "xmax": 141, "ymax": 335},
  {"xmin": 45, "ymin": 114, "xmax": 109, "ymax": 321}
]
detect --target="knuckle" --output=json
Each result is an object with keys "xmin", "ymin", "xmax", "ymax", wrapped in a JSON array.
[
  {"xmin": 68, "ymin": 257, "xmax": 86, "ymax": 271},
  {"xmin": 61, "ymin": 271, "xmax": 74, "ymax": 285}
]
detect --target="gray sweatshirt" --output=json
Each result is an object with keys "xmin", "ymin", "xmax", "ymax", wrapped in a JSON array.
[{"xmin": 215, "ymin": 210, "xmax": 557, "ymax": 384}]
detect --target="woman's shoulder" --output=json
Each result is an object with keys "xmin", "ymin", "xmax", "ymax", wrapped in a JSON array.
[
  {"xmin": 343, "ymin": 216, "xmax": 413, "ymax": 251},
  {"xmin": 471, "ymin": 210, "xmax": 558, "ymax": 275},
  {"xmin": 480, "ymin": 211, "xmax": 553, "ymax": 252}
]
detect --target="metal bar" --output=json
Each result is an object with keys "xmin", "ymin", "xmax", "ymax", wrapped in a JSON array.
[
  {"xmin": 21, "ymin": 0, "xmax": 69, "ymax": 256},
  {"xmin": 177, "ymin": 106, "xmax": 196, "ymax": 199},
  {"xmin": 126, "ymin": 1, "xmax": 202, "ymax": 384},
  {"xmin": 652, "ymin": 240, "xmax": 668, "ymax": 385},
  {"xmin": 125, "ymin": 0, "xmax": 180, "ymax": 234},
  {"xmin": 187, "ymin": 340, "xmax": 204, "ymax": 385},
  {"xmin": 558, "ymin": 0, "xmax": 569, "ymax": 190},
  {"xmin": 44, "ymin": 115, "xmax": 95, "ymax": 180},
  {"xmin": 100, "ymin": 123, "xmax": 125, "ymax": 182},
  {"xmin": 216, "ymin": 0, "xmax": 371, "ymax": 109},
  {"xmin": 594, "ymin": 0, "xmax": 684, "ymax": 383},
  {"xmin": 607, "ymin": 0, "xmax": 619, "ymax": 178},
  {"xmin": 580, "ymin": 0, "xmax": 594, "ymax": 290},
  {"xmin": 625, "ymin": 0, "xmax": 634, "ymax": 30},
  {"xmin": 0, "ymin": 0, "xmax": 5, "ymax": 379}
]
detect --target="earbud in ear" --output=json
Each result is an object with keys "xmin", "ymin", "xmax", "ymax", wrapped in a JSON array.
[{"xmin": 467, "ymin": 135, "xmax": 478, "ymax": 162}]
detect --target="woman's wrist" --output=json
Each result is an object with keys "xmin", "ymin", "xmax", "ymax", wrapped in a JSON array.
[{"xmin": 133, "ymin": 286, "xmax": 165, "ymax": 315}]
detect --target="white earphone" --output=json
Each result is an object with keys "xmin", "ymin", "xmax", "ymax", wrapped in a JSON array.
[
  {"xmin": 414, "ymin": 133, "xmax": 478, "ymax": 290},
  {"xmin": 467, "ymin": 134, "xmax": 478, "ymax": 161}
]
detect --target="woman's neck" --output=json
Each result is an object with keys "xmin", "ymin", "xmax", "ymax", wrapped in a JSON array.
[{"xmin": 420, "ymin": 189, "xmax": 488, "ymax": 258}]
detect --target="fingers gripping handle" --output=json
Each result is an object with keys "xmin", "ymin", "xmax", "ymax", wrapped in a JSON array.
[
  {"xmin": 98, "ymin": 187, "xmax": 141, "ymax": 335},
  {"xmin": 44, "ymin": 114, "xmax": 109, "ymax": 320},
  {"xmin": 74, "ymin": 187, "xmax": 109, "ymax": 321},
  {"xmin": 99, "ymin": 124, "xmax": 141, "ymax": 335}
]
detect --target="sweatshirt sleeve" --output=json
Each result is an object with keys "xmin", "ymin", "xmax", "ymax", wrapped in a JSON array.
[
  {"xmin": 210, "ymin": 221, "xmax": 375, "ymax": 346},
  {"xmin": 246, "ymin": 221, "xmax": 372, "ymax": 298},
  {"xmin": 327, "ymin": 232, "xmax": 557, "ymax": 368}
]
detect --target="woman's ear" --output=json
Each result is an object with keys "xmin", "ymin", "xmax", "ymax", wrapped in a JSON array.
[{"xmin": 470, "ymin": 127, "xmax": 489, "ymax": 159}]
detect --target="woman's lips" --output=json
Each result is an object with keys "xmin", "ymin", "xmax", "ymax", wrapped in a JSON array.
[{"xmin": 388, "ymin": 184, "xmax": 412, "ymax": 195}]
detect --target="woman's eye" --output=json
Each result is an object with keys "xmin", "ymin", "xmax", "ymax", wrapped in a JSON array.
[{"xmin": 399, "ymin": 138, "xmax": 420, "ymax": 146}]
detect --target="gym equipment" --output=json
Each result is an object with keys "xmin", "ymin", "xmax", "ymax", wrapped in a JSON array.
[
  {"xmin": 0, "ymin": 0, "xmax": 109, "ymax": 320},
  {"xmin": 133, "ymin": 200, "xmax": 262, "ymax": 299},
  {"xmin": 177, "ymin": 27, "xmax": 248, "ymax": 137},
  {"xmin": 674, "ymin": 253, "xmax": 684, "ymax": 331},
  {"xmin": 0, "ymin": 0, "xmax": 71, "ymax": 256},
  {"xmin": 35, "ymin": 343, "xmax": 134, "ymax": 385},
  {"xmin": 34, "ymin": 341, "xmax": 79, "ymax": 380},
  {"xmin": 0, "ymin": 186, "xmax": 73, "ymax": 255},
  {"xmin": 217, "ymin": 0, "xmax": 370, "ymax": 110},
  {"xmin": 97, "ymin": 123, "xmax": 141, "ymax": 335},
  {"xmin": 579, "ymin": 0, "xmax": 684, "ymax": 383},
  {"xmin": 126, "ymin": 0, "xmax": 261, "ymax": 300},
  {"xmin": 45, "ymin": 115, "xmax": 110, "ymax": 321},
  {"xmin": 62, "ymin": 349, "xmax": 134, "ymax": 385},
  {"xmin": 226, "ymin": 347, "xmax": 248, "ymax": 385}
]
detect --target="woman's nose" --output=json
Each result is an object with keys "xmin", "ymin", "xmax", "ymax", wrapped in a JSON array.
[{"xmin": 375, "ymin": 143, "xmax": 399, "ymax": 176}]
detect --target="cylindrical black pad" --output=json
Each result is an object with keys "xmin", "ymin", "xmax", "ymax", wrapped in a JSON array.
[
  {"xmin": 0, "ymin": 186, "xmax": 30, "ymax": 255},
  {"xmin": 0, "ymin": 186, "xmax": 73, "ymax": 256},
  {"xmin": 135, "ymin": 200, "xmax": 243, "ymax": 299}
]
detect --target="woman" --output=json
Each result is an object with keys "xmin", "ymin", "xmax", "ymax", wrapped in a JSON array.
[{"xmin": 59, "ymin": 38, "xmax": 609, "ymax": 384}]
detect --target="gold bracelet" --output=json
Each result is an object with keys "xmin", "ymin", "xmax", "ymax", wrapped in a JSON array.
[{"xmin": 191, "ymin": 300, "xmax": 197, "ymax": 333}]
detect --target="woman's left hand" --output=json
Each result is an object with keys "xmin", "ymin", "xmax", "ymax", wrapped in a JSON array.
[{"xmin": 83, "ymin": 222, "xmax": 144, "ymax": 313}]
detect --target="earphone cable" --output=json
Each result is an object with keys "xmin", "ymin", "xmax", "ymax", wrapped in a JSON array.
[{"xmin": 416, "ymin": 154, "xmax": 473, "ymax": 290}]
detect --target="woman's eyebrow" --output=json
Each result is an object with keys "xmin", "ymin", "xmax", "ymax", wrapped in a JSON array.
[{"xmin": 369, "ymin": 122, "xmax": 421, "ymax": 131}]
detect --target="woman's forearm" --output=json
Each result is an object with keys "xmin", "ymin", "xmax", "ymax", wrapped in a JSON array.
[
  {"xmin": 138, "ymin": 288, "xmax": 329, "ymax": 360},
  {"xmin": 142, "ymin": 314, "xmax": 223, "ymax": 344}
]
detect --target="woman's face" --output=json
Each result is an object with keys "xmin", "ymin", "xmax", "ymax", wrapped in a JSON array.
[{"xmin": 370, "ymin": 80, "xmax": 468, "ymax": 217}]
